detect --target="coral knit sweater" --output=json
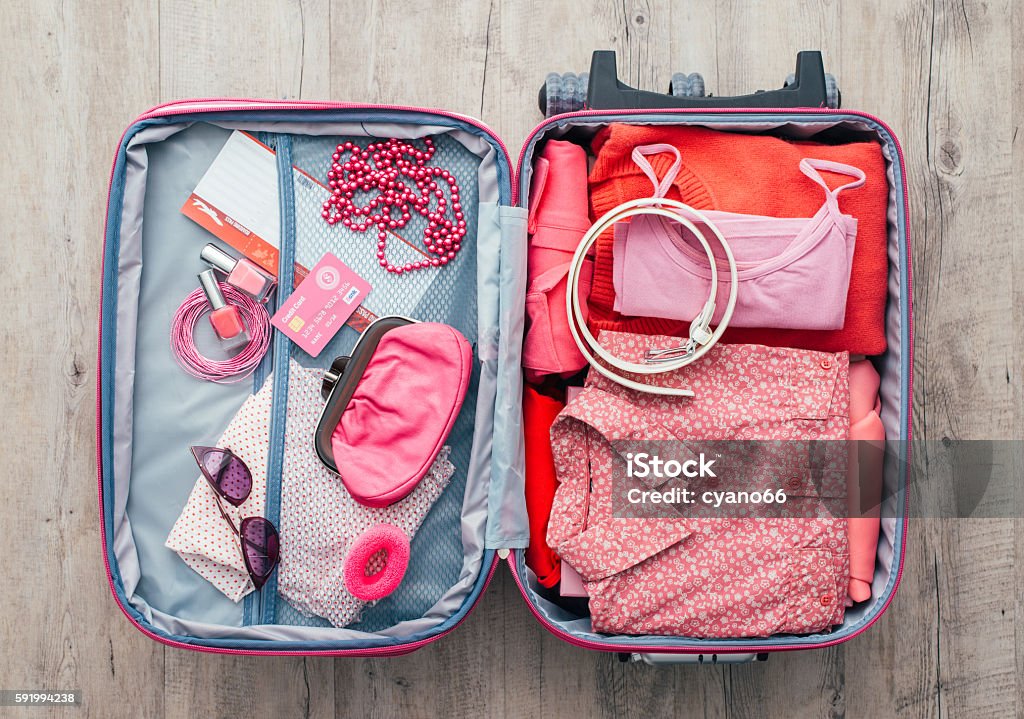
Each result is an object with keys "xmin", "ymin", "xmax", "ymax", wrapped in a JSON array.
[{"xmin": 587, "ymin": 125, "xmax": 890, "ymax": 354}]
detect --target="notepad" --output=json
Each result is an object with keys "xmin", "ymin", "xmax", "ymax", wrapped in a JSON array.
[{"xmin": 181, "ymin": 131, "xmax": 300, "ymax": 276}]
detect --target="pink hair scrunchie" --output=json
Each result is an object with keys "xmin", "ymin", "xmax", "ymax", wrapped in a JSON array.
[{"xmin": 343, "ymin": 524, "xmax": 411, "ymax": 601}]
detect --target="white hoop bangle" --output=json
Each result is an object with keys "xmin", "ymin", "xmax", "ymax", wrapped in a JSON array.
[{"xmin": 565, "ymin": 197, "xmax": 739, "ymax": 397}]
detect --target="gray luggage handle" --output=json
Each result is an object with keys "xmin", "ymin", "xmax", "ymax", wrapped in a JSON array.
[
  {"xmin": 537, "ymin": 50, "xmax": 839, "ymax": 116},
  {"xmin": 587, "ymin": 50, "xmax": 833, "ymax": 110}
]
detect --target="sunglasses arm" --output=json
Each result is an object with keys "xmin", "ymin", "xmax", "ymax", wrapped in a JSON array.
[{"xmin": 207, "ymin": 486, "xmax": 241, "ymax": 536}]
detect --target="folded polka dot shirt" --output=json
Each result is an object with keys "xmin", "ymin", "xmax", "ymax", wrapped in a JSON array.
[{"xmin": 166, "ymin": 361, "xmax": 454, "ymax": 626}]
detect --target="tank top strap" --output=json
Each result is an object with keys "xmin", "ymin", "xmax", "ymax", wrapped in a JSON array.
[
  {"xmin": 631, "ymin": 143, "xmax": 683, "ymax": 199},
  {"xmin": 799, "ymin": 158, "xmax": 866, "ymax": 212}
]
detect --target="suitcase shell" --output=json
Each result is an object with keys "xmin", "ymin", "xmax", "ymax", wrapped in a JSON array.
[{"xmin": 98, "ymin": 84, "xmax": 912, "ymax": 658}]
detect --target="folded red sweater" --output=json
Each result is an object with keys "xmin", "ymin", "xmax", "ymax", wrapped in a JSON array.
[{"xmin": 587, "ymin": 124, "xmax": 890, "ymax": 354}]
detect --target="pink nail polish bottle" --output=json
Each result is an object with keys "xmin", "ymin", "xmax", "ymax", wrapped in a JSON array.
[
  {"xmin": 198, "ymin": 270, "xmax": 251, "ymax": 351},
  {"xmin": 200, "ymin": 243, "xmax": 277, "ymax": 303}
]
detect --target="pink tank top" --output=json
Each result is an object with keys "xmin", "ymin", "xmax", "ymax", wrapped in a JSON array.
[{"xmin": 612, "ymin": 144, "xmax": 866, "ymax": 330}]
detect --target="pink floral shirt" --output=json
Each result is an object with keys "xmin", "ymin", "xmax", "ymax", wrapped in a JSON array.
[{"xmin": 547, "ymin": 334, "xmax": 851, "ymax": 638}]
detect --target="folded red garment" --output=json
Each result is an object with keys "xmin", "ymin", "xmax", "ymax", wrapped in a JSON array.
[
  {"xmin": 587, "ymin": 124, "xmax": 890, "ymax": 355},
  {"xmin": 523, "ymin": 386, "xmax": 566, "ymax": 587}
]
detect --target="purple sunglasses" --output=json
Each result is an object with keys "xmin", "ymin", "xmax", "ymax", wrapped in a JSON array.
[{"xmin": 190, "ymin": 446, "xmax": 280, "ymax": 589}]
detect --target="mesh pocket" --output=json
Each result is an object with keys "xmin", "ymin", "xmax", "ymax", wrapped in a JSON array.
[
  {"xmin": 287, "ymin": 133, "xmax": 482, "ymax": 371},
  {"xmin": 268, "ymin": 131, "xmax": 483, "ymax": 630}
]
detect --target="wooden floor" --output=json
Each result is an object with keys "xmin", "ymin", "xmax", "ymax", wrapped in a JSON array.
[{"xmin": 1, "ymin": 1, "xmax": 1020, "ymax": 717}]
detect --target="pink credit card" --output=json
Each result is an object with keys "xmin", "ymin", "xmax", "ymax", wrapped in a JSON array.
[{"xmin": 271, "ymin": 253, "xmax": 372, "ymax": 357}]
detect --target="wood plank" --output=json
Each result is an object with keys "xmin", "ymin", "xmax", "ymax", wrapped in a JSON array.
[
  {"xmin": 333, "ymin": 570, "xmax": 508, "ymax": 719},
  {"xmin": 329, "ymin": 0, "xmax": 492, "ymax": 117},
  {"xmin": 159, "ymin": 0, "xmax": 330, "ymax": 100},
  {"xmin": 485, "ymin": 0, "xmax": 675, "ymax": 154},
  {"xmin": 0, "ymin": 0, "xmax": 166, "ymax": 717},
  {"xmin": 715, "ymin": 0, "xmax": 843, "ymax": 98},
  {"xmin": 499, "ymin": 568, "xmax": 736, "ymax": 719},
  {"xmin": 1012, "ymin": 1, "xmax": 1023, "ymax": 714},
  {"xmin": 668, "ymin": 1, "xmax": 719, "ymax": 94},
  {"xmin": 902, "ymin": 0, "xmax": 1016, "ymax": 715},
  {"xmin": 163, "ymin": 654, "xmax": 334, "ymax": 719}
]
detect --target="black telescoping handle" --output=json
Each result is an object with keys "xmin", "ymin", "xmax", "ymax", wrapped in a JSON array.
[{"xmin": 586, "ymin": 50, "xmax": 830, "ymax": 110}]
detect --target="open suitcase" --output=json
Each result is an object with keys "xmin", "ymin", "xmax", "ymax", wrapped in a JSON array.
[{"xmin": 98, "ymin": 50, "xmax": 912, "ymax": 662}]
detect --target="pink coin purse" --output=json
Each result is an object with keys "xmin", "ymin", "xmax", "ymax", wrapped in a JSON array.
[{"xmin": 315, "ymin": 317, "xmax": 473, "ymax": 507}]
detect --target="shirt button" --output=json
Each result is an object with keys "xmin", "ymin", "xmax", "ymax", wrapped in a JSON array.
[
  {"xmin": 820, "ymin": 594, "xmax": 834, "ymax": 606},
  {"xmin": 786, "ymin": 476, "xmax": 801, "ymax": 489},
  {"xmin": 820, "ymin": 358, "xmax": 833, "ymax": 370}
]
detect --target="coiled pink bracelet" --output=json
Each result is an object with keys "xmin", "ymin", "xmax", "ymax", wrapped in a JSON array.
[{"xmin": 170, "ymin": 283, "xmax": 272, "ymax": 383}]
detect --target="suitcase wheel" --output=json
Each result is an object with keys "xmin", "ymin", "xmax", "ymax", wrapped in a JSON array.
[
  {"xmin": 538, "ymin": 72, "xmax": 589, "ymax": 117},
  {"xmin": 785, "ymin": 71, "xmax": 840, "ymax": 108},
  {"xmin": 669, "ymin": 72, "xmax": 706, "ymax": 98}
]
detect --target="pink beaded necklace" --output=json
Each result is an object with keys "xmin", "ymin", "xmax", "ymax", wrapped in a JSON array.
[{"xmin": 321, "ymin": 137, "xmax": 467, "ymax": 275}]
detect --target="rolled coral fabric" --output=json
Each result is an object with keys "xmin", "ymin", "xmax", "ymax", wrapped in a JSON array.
[
  {"xmin": 522, "ymin": 140, "xmax": 594, "ymax": 382},
  {"xmin": 847, "ymin": 360, "xmax": 885, "ymax": 603}
]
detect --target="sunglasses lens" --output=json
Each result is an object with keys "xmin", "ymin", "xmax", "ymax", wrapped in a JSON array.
[
  {"xmin": 200, "ymin": 449, "xmax": 252, "ymax": 505},
  {"xmin": 240, "ymin": 517, "xmax": 280, "ymax": 588}
]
